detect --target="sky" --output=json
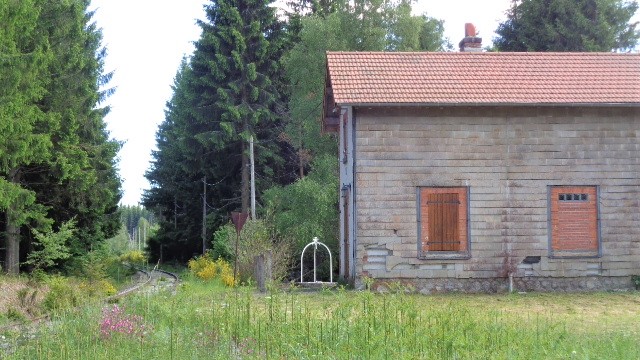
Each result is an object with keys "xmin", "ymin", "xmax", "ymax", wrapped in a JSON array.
[{"xmin": 87, "ymin": 0, "xmax": 633, "ymax": 206}]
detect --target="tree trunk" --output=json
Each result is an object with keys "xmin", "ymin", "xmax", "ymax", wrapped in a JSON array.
[
  {"xmin": 298, "ymin": 125, "xmax": 304, "ymax": 179},
  {"xmin": 298, "ymin": 151, "xmax": 304, "ymax": 179},
  {"xmin": 5, "ymin": 168, "xmax": 21, "ymax": 274},
  {"xmin": 5, "ymin": 208, "xmax": 20, "ymax": 275}
]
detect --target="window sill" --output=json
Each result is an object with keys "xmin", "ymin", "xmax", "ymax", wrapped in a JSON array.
[
  {"xmin": 549, "ymin": 250, "xmax": 600, "ymax": 259},
  {"xmin": 418, "ymin": 251, "xmax": 471, "ymax": 260}
]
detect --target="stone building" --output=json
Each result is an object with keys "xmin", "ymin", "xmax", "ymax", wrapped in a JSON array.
[{"xmin": 323, "ymin": 40, "xmax": 640, "ymax": 292}]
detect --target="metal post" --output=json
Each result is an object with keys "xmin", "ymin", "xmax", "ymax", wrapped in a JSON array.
[
  {"xmin": 234, "ymin": 232, "xmax": 239, "ymax": 284},
  {"xmin": 313, "ymin": 241, "xmax": 317, "ymax": 282},
  {"xmin": 250, "ymin": 136, "xmax": 256, "ymax": 220},
  {"xmin": 202, "ymin": 176, "xmax": 207, "ymax": 254}
]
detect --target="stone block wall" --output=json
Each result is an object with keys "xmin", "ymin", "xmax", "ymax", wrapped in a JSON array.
[{"xmin": 353, "ymin": 106, "xmax": 640, "ymax": 287}]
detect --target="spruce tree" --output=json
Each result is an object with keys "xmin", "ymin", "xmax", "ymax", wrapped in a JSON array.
[
  {"xmin": 494, "ymin": 0, "xmax": 639, "ymax": 51},
  {"xmin": 192, "ymin": 0, "xmax": 286, "ymax": 214},
  {"xmin": 0, "ymin": 0, "xmax": 52, "ymax": 273},
  {"xmin": 1, "ymin": 0, "xmax": 121, "ymax": 273},
  {"xmin": 26, "ymin": 0, "xmax": 121, "ymax": 257}
]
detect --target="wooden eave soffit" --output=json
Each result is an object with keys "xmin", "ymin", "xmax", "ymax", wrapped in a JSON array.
[{"xmin": 323, "ymin": 86, "xmax": 340, "ymax": 133}]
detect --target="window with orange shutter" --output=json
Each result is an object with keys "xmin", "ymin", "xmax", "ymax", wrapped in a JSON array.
[
  {"xmin": 548, "ymin": 186, "xmax": 600, "ymax": 258},
  {"xmin": 418, "ymin": 187, "xmax": 470, "ymax": 259}
]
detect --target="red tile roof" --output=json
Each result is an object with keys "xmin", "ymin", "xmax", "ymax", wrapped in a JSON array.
[{"xmin": 325, "ymin": 52, "xmax": 640, "ymax": 105}]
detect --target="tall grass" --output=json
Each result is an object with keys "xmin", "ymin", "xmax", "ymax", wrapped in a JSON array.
[{"xmin": 5, "ymin": 282, "xmax": 640, "ymax": 359}]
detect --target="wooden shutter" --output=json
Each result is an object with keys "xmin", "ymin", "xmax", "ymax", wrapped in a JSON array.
[{"xmin": 426, "ymin": 193, "xmax": 460, "ymax": 251}]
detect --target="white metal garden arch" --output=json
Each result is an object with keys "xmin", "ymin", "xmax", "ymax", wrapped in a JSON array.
[{"xmin": 300, "ymin": 237, "xmax": 333, "ymax": 283}]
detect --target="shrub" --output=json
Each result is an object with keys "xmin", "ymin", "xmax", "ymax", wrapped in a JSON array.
[
  {"xmin": 80, "ymin": 279, "xmax": 117, "ymax": 297},
  {"xmin": 120, "ymin": 250, "xmax": 147, "ymax": 266},
  {"xmin": 211, "ymin": 226, "xmax": 233, "ymax": 260},
  {"xmin": 217, "ymin": 258, "xmax": 236, "ymax": 287},
  {"xmin": 263, "ymin": 154, "xmax": 339, "ymax": 270},
  {"xmin": 188, "ymin": 255, "xmax": 217, "ymax": 281},
  {"xmin": 24, "ymin": 220, "xmax": 74, "ymax": 271},
  {"xmin": 219, "ymin": 220, "xmax": 291, "ymax": 284},
  {"xmin": 6, "ymin": 307, "xmax": 27, "ymax": 322},
  {"xmin": 42, "ymin": 276, "xmax": 78, "ymax": 312},
  {"xmin": 188, "ymin": 255, "xmax": 236, "ymax": 286}
]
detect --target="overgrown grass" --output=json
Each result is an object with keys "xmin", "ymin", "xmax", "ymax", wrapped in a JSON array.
[{"xmin": 4, "ymin": 281, "xmax": 640, "ymax": 359}]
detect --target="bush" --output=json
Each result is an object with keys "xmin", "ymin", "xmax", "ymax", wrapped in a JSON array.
[
  {"xmin": 42, "ymin": 276, "xmax": 78, "ymax": 311},
  {"xmin": 218, "ymin": 220, "xmax": 291, "ymax": 284},
  {"xmin": 188, "ymin": 254, "xmax": 236, "ymax": 286},
  {"xmin": 263, "ymin": 154, "xmax": 339, "ymax": 257},
  {"xmin": 211, "ymin": 226, "xmax": 234, "ymax": 260},
  {"xmin": 6, "ymin": 307, "xmax": 27, "ymax": 322},
  {"xmin": 25, "ymin": 220, "xmax": 74, "ymax": 271},
  {"xmin": 120, "ymin": 250, "xmax": 147, "ymax": 266},
  {"xmin": 217, "ymin": 258, "xmax": 236, "ymax": 287},
  {"xmin": 188, "ymin": 255, "xmax": 217, "ymax": 281},
  {"xmin": 79, "ymin": 279, "xmax": 117, "ymax": 297}
]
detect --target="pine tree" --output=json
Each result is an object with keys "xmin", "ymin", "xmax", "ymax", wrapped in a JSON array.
[
  {"xmin": 25, "ymin": 0, "xmax": 121, "ymax": 257},
  {"xmin": 1, "ymin": 0, "xmax": 121, "ymax": 273},
  {"xmin": 0, "ymin": 0, "xmax": 53, "ymax": 273},
  {"xmin": 192, "ymin": 0, "xmax": 286, "ymax": 214},
  {"xmin": 494, "ymin": 0, "xmax": 639, "ymax": 51},
  {"xmin": 144, "ymin": 0, "xmax": 292, "ymax": 261}
]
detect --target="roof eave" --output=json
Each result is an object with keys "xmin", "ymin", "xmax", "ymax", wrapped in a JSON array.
[{"xmin": 335, "ymin": 102, "xmax": 640, "ymax": 108}]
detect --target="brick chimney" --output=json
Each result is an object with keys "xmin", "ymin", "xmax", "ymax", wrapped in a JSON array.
[{"xmin": 459, "ymin": 23, "xmax": 482, "ymax": 52}]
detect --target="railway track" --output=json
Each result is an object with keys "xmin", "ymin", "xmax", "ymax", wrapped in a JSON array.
[{"xmin": 107, "ymin": 265, "xmax": 179, "ymax": 300}]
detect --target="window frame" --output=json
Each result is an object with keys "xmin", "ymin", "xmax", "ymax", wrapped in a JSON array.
[
  {"xmin": 417, "ymin": 186, "xmax": 471, "ymax": 260},
  {"xmin": 547, "ymin": 185, "xmax": 601, "ymax": 259}
]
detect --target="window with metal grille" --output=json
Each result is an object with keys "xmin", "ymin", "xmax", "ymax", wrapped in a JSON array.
[
  {"xmin": 418, "ymin": 187, "xmax": 469, "ymax": 258},
  {"xmin": 558, "ymin": 193, "xmax": 588, "ymax": 202},
  {"xmin": 549, "ymin": 186, "xmax": 600, "ymax": 257}
]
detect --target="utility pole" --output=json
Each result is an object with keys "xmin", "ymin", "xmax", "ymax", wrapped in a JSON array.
[
  {"xmin": 202, "ymin": 175, "xmax": 207, "ymax": 254},
  {"xmin": 250, "ymin": 136, "xmax": 256, "ymax": 220}
]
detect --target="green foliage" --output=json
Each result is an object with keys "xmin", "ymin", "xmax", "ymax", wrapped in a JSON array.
[
  {"xmin": 494, "ymin": 0, "xmax": 640, "ymax": 51},
  {"xmin": 0, "ymin": 0, "xmax": 53, "ymax": 274},
  {"xmin": 0, "ymin": 0, "xmax": 121, "ymax": 274},
  {"xmin": 104, "ymin": 225, "xmax": 131, "ymax": 256},
  {"xmin": 120, "ymin": 250, "xmax": 147, "ymax": 266},
  {"xmin": 42, "ymin": 276, "xmax": 78, "ymax": 312},
  {"xmin": 211, "ymin": 225, "xmax": 234, "ymax": 260},
  {"xmin": 5, "ymin": 307, "xmax": 27, "ymax": 322},
  {"xmin": 144, "ymin": 0, "xmax": 295, "ymax": 262},
  {"xmin": 264, "ymin": 154, "xmax": 339, "ymax": 253},
  {"xmin": 120, "ymin": 205, "xmax": 156, "ymax": 242},
  {"xmin": 143, "ymin": 0, "xmax": 449, "ymax": 267},
  {"xmin": 24, "ymin": 220, "xmax": 74, "ymax": 271},
  {"xmin": 216, "ymin": 220, "xmax": 292, "ymax": 282},
  {"xmin": 281, "ymin": 0, "xmax": 448, "ymax": 181}
]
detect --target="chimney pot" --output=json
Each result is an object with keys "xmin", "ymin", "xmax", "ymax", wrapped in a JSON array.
[
  {"xmin": 465, "ymin": 23, "xmax": 477, "ymax": 37},
  {"xmin": 459, "ymin": 23, "xmax": 482, "ymax": 52}
]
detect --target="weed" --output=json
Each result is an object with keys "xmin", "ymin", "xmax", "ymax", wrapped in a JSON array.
[
  {"xmin": 42, "ymin": 276, "xmax": 78, "ymax": 311},
  {"xmin": 362, "ymin": 275, "xmax": 374, "ymax": 291},
  {"xmin": 7, "ymin": 283, "xmax": 640, "ymax": 359},
  {"xmin": 5, "ymin": 307, "xmax": 27, "ymax": 322},
  {"xmin": 99, "ymin": 304, "xmax": 150, "ymax": 339},
  {"xmin": 16, "ymin": 287, "xmax": 39, "ymax": 316}
]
